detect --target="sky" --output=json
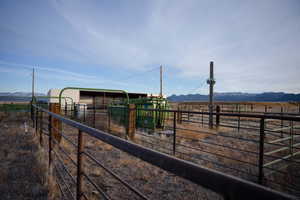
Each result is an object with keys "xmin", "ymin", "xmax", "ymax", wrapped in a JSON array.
[{"xmin": 0, "ymin": 0, "xmax": 299, "ymax": 95}]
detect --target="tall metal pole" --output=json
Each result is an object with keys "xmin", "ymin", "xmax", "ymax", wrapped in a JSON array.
[
  {"xmin": 207, "ymin": 61, "xmax": 215, "ymax": 129},
  {"xmin": 160, "ymin": 65, "xmax": 163, "ymax": 97}
]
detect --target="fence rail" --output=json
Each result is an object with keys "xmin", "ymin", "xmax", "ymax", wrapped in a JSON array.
[{"xmin": 31, "ymin": 104, "xmax": 298, "ymax": 200}]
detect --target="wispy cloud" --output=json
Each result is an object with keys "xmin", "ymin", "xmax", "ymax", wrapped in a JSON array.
[
  {"xmin": 0, "ymin": 0, "xmax": 299, "ymax": 94},
  {"xmin": 0, "ymin": 60, "xmax": 95, "ymax": 79},
  {"xmin": 0, "ymin": 60, "xmax": 146, "ymax": 89}
]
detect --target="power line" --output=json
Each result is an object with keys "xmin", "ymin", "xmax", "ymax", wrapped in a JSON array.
[
  {"xmin": 119, "ymin": 66, "xmax": 160, "ymax": 82},
  {"xmin": 188, "ymin": 79, "xmax": 207, "ymax": 94}
]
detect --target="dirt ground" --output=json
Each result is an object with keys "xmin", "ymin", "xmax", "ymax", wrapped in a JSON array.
[{"xmin": 0, "ymin": 112, "xmax": 48, "ymax": 200}]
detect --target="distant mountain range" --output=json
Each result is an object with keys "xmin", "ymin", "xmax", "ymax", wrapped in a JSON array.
[
  {"xmin": 0, "ymin": 92, "xmax": 46, "ymax": 102},
  {"xmin": 1, "ymin": 92, "xmax": 300, "ymax": 103},
  {"xmin": 168, "ymin": 92, "xmax": 300, "ymax": 102},
  {"xmin": 0, "ymin": 92, "xmax": 45, "ymax": 97}
]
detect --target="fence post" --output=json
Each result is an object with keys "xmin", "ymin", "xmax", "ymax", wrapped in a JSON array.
[
  {"xmin": 173, "ymin": 113, "xmax": 176, "ymax": 155},
  {"xmin": 83, "ymin": 104, "xmax": 86, "ymax": 123},
  {"xmin": 74, "ymin": 103, "xmax": 78, "ymax": 119},
  {"xmin": 49, "ymin": 103, "xmax": 62, "ymax": 143},
  {"xmin": 93, "ymin": 104, "xmax": 96, "ymax": 128},
  {"xmin": 216, "ymin": 105, "xmax": 220, "ymax": 128},
  {"xmin": 65, "ymin": 103, "xmax": 67, "ymax": 116},
  {"xmin": 290, "ymin": 121, "xmax": 293, "ymax": 156},
  {"xmin": 265, "ymin": 105, "xmax": 267, "ymax": 113},
  {"xmin": 258, "ymin": 118, "xmax": 265, "ymax": 184},
  {"xmin": 201, "ymin": 110, "xmax": 204, "ymax": 127},
  {"xmin": 177, "ymin": 106, "xmax": 182, "ymax": 124},
  {"xmin": 108, "ymin": 107, "xmax": 111, "ymax": 133},
  {"xmin": 280, "ymin": 107, "xmax": 283, "ymax": 137},
  {"xmin": 35, "ymin": 109, "xmax": 38, "ymax": 135},
  {"xmin": 31, "ymin": 101, "xmax": 34, "ymax": 123},
  {"xmin": 238, "ymin": 106, "xmax": 241, "ymax": 131},
  {"xmin": 48, "ymin": 115, "xmax": 52, "ymax": 167},
  {"xmin": 77, "ymin": 130, "xmax": 84, "ymax": 200},
  {"xmin": 32, "ymin": 104, "xmax": 35, "ymax": 128},
  {"xmin": 127, "ymin": 104, "xmax": 136, "ymax": 141},
  {"xmin": 39, "ymin": 111, "xmax": 43, "ymax": 145}
]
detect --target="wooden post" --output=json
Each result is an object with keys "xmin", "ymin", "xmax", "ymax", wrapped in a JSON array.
[
  {"xmin": 108, "ymin": 107, "xmax": 111, "ymax": 133},
  {"xmin": 49, "ymin": 103, "xmax": 62, "ymax": 143},
  {"xmin": 177, "ymin": 106, "xmax": 182, "ymax": 124},
  {"xmin": 216, "ymin": 105, "xmax": 220, "ymax": 128},
  {"xmin": 48, "ymin": 115, "xmax": 52, "ymax": 168},
  {"xmin": 35, "ymin": 109, "xmax": 38, "ymax": 135},
  {"xmin": 280, "ymin": 107, "xmax": 283, "ymax": 137},
  {"xmin": 127, "ymin": 104, "xmax": 136, "ymax": 141},
  {"xmin": 238, "ymin": 105, "xmax": 241, "ymax": 131},
  {"xmin": 173, "ymin": 113, "xmax": 176, "ymax": 155},
  {"xmin": 83, "ymin": 104, "xmax": 86, "ymax": 122},
  {"xmin": 39, "ymin": 111, "xmax": 43, "ymax": 145},
  {"xmin": 265, "ymin": 105, "xmax": 267, "ymax": 113},
  {"xmin": 77, "ymin": 130, "xmax": 84, "ymax": 200}
]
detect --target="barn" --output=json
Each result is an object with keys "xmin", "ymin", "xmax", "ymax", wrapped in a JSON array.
[{"xmin": 47, "ymin": 88, "xmax": 147, "ymax": 110}]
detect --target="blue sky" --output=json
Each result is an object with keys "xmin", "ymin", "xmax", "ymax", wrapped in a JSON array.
[{"xmin": 0, "ymin": 0, "xmax": 299, "ymax": 95}]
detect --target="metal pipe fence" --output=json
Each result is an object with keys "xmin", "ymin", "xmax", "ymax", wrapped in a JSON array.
[
  {"xmin": 31, "ymin": 104, "xmax": 297, "ymax": 200},
  {"xmin": 62, "ymin": 104, "xmax": 300, "ymax": 191},
  {"xmin": 104, "ymin": 107, "xmax": 300, "ymax": 197}
]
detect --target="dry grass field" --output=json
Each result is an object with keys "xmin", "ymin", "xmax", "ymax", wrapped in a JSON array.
[{"xmin": 0, "ymin": 112, "xmax": 49, "ymax": 200}]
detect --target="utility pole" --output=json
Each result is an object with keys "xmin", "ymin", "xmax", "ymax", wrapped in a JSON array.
[
  {"xmin": 160, "ymin": 65, "xmax": 163, "ymax": 97},
  {"xmin": 207, "ymin": 61, "xmax": 216, "ymax": 129}
]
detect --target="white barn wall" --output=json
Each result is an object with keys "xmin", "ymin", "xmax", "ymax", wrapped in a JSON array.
[{"xmin": 47, "ymin": 89, "xmax": 80, "ymax": 107}]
